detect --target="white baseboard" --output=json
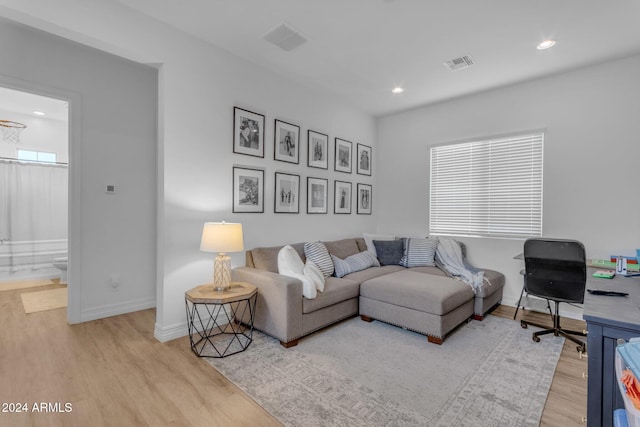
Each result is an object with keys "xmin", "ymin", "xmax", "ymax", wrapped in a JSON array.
[
  {"xmin": 80, "ymin": 296, "xmax": 156, "ymax": 323},
  {"xmin": 154, "ymin": 321, "xmax": 189, "ymax": 343},
  {"xmin": 154, "ymin": 308, "xmax": 232, "ymax": 343}
]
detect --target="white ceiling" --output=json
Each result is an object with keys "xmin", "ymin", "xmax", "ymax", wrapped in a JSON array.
[
  {"xmin": 0, "ymin": 87, "xmax": 68, "ymax": 122},
  {"xmin": 113, "ymin": 0, "xmax": 640, "ymax": 117}
]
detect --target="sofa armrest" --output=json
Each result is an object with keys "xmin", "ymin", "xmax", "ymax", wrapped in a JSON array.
[{"xmin": 232, "ymin": 267, "xmax": 303, "ymax": 343}]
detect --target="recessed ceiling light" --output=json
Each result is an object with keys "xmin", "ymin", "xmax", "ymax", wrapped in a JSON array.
[
  {"xmin": 391, "ymin": 87, "xmax": 404, "ymax": 94},
  {"xmin": 537, "ymin": 40, "xmax": 556, "ymax": 50},
  {"xmin": 33, "ymin": 111, "xmax": 45, "ymax": 116}
]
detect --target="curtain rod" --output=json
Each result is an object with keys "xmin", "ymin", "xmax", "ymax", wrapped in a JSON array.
[{"xmin": 0, "ymin": 156, "xmax": 68, "ymax": 166}]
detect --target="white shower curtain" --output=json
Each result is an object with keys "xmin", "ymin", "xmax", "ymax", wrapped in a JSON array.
[{"xmin": 0, "ymin": 160, "xmax": 68, "ymax": 271}]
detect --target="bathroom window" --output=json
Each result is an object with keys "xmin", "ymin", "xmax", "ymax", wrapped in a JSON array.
[
  {"xmin": 429, "ymin": 131, "xmax": 544, "ymax": 238},
  {"xmin": 17, "ymin": 149, "xmax": 57, "ymax": 164}
]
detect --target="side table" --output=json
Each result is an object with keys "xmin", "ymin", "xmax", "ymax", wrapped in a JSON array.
[{"xmin": 185, "ymin": 282, "xmax": 258, "ymax": 358}]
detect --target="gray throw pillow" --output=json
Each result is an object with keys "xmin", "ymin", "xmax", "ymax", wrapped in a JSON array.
[{"xmin": 373, "ymin": 239, "xmax": 404, "ymax": 266}]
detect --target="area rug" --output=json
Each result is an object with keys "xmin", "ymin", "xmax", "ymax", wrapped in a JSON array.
[
  {"xmin": 207, "ymin": 315, "xmax": 563, "ymax": 427},
  {"xmin": 20, "ymin": 287, "xmax": 67, "ymax": 313}
]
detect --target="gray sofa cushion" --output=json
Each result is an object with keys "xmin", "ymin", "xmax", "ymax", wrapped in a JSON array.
[
  {"xmin": 303, "ymin": 277, "xmax": 359, "ymax": 314},
  {"xmin": 343, "ymin": 265, "xmax": 405, "ymax": 284},
  {"xmin": 360, "ymin": 270, "xmax": 474, "ymax": 315},
  {"xmin": 250, "ymin": 243, "xmax": 305, "ymax": 272},
  {"xmin": 323, "ymin": 238, "xmax": 361, "ymax": 259}
]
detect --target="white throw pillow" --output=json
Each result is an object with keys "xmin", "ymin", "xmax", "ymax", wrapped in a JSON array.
[
  {"xmin": 363, "ymin": 233, "xmax": 395, "ymax": 261},
  {"xmin": 278, "ymin": 245, "xmax": 304, "ymax": 275},
  {"xmin": 304, "ymin": 260, "xmax": 325, "ymax": 292},
  {"xmin": 278, "ymin": 245, "xmax": 317, "ymax": 299}
]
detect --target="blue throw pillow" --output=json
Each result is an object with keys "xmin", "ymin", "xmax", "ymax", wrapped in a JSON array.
[{"xmin": 373, "ymin": 239, "xmax": 404, "ymax": 266}]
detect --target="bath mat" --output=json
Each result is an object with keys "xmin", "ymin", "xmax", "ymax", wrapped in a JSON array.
[
  {"xmin": 0, "ymin": 278, "xmax": 58, "ymax": 292},
  {"xmin": 20, "ymin": 287, "xmax": 67, "ymax": 314}
]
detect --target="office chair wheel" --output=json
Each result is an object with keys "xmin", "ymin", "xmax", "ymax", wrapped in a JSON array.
[
  {"xmin": 532, "ymin": 335, "xmax": 540, "ymax": 343},
  {"xmin": 520, "ymin": 321, "xmax": 528, "ymax": 329},
  {"xmin": 577, "ymin": 345, "xmax": 586, "ymax": 353}
]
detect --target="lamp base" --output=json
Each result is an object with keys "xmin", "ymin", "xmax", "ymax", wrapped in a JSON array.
[{"xmin": 213, "ymin": 253, "xmax": 231, "ymax": 292}]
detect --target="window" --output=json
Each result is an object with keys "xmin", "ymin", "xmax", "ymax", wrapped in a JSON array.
[
  {"xmin": 17, "ymin": 149, "xmax": 57, "ymax": 164},
  {"xmin": 429, "ymin": 131, "xmax": 543, "ymax": 238}
]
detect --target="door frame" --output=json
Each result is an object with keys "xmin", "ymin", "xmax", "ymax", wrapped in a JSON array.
[{"xmin": 0, "ymin": 74, "xmax": 82, "ymax": 323}]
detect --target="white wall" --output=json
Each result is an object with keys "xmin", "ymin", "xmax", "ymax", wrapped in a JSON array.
[
  {"xmin": 0, "ymin": 17, "xmax": 158, "ymax": 321},
  {"xmin": 0, "ymin": 0, "xmax": 377, "ymax": 339},
  {"xmin": 377, "ymin": 54, "xmax": 640, "ymax": 317}
]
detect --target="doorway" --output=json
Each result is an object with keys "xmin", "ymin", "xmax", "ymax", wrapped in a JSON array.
[{"xmin": 0, "ymin": 86, "xmax": 70, "ymax": 313}]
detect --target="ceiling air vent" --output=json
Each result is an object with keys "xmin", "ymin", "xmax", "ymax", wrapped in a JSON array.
[
  {"xmin": 264, "ymin": 24, "xmax": 308, "ymax": 52},
  {"xmin": 444, "ymin": 55, "xmax": 475, "ymax": 71}
]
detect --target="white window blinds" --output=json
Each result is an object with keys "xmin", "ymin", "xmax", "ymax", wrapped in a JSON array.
[{"xmin": 429, "ymin": 132, "xmax": 543, "ymax": 238}]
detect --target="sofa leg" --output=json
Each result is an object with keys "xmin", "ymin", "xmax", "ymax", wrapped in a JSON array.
[
  {"xmin": 360, "ymin": 315, "xmax": 373, "ymax": 322},
  {"xmin": 280, "ymin": 339, "xmax": 299, "ymax": 348},
  {"xmin": 427, "ymin": 336, "xmax": 443, "ymax": 345},
  {"xmin": 472, "ymin": 314, "xmax": 484, "ymax": 321}
]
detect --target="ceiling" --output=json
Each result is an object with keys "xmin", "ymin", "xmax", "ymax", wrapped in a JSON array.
[
  {"xmin": 0, "ymin": 87, "xmax": 68, "ymax": 122},
  {"xmin": 112, "ymin": 0, "xmax": 640, "ymax": 117}
]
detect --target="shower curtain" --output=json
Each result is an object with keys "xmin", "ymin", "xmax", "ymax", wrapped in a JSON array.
[{"xmin": 0, "ymin": 160, "xmax": 68, "ymax": 272}]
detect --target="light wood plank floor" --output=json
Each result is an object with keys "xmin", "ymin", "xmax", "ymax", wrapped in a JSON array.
[{"xmin": 1, "ymin": 282, "xmax": 586, "ymax": 426}]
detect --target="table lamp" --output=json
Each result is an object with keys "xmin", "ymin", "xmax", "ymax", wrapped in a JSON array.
[{"xmin": 200, "ymin": 222, "xmax": 244, "ymax": 291}]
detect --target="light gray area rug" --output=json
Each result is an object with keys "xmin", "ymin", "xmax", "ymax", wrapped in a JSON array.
[{"xmin": 207, "ymin": 315, "xmax": 563, "ymax": 427}]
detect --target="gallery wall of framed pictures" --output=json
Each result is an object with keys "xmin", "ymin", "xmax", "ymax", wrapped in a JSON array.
[{"xmin": 231, "ymin": 106, "xmax": 373, "ymax": 216}]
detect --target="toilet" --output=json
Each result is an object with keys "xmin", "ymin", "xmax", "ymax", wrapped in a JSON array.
[{"xmin": 53, "ymin": 257, "xmax": 67, "ymax": 284}]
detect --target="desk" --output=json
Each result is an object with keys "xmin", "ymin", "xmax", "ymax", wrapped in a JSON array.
[{"xmin": 584, "ymin": 271, "xmax": 640, "ymax": 427}]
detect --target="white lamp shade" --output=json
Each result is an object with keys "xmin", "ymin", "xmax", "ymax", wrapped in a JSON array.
[{"xmin": 200, "ymin": 222, "xmax": 244, "ymax": 253}]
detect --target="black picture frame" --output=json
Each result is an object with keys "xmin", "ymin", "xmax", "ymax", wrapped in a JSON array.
[
  {"xmin": 233, "ymin": 107, "xmax": 265, "ymax": 158},
  {"xmin": 334, "ymin": 138, "xmax": 352, "ymax": 173},
  {"xmin": 274, "ymin": 172, "xmax": 300, "ymax": 214},
  {"xmin": 334, "ymin": 180, "xmax": 352, "ymax": 214},
  {"xmin": 356, "ymin": 183, "xmax": 372, "ymax": 215},
  {"xmin": 232, "ymin": 166, "xmax": 264, "ymax": 213},
  {"xmin": 307, "ymin": 177, "xmax": 328, "ymax": 214},
  {"xmin": 308, "ymin": 130, "xmax": 329, "ymax": 169},
  {"xmin": 274, "ymin": 119, "xmax": 300, "ymax": 164},
  {"xmin": 357, "ymin": 143, "xmax": 372, "ymax": 176}
]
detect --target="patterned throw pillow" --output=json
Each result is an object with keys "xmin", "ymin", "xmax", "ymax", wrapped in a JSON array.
[
  {"xmin": 332, "ymin": 251, "xmax": 378, "ymax": 278},
  {"xmin": 373, "ymin": 239, "xmax": 404, "ymax": 266},
  {"xmin": 400, "ymin": 238, "xmax": 438, "ymax": 267},
  {"xmin": 304, "ymin": 241, "xmax": 334, "ymax": 278}
]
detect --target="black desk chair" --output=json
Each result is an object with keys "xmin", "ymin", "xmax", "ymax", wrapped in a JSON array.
[{"xmin": 520, "ymin": 238, "xmax": 587, "ymax": 353}]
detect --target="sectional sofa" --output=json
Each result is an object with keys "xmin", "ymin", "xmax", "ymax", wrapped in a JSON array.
[{"xmin": 231, "ymin": 237, "xmax": 505, "ymax": 347}]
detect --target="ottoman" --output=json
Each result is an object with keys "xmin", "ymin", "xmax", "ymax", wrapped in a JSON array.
[{"xmin": 359, "ymin": 270, "xmax": 475, "ymax": 344}]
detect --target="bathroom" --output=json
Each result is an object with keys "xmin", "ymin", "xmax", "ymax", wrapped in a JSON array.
[{"xmin": 0, "ymin": 86, "xmax": 68, "ymax": 285}]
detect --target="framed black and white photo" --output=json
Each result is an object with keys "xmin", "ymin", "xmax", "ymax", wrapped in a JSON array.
[
  {"xmin": 233, "ymin": 166, "xmax": 264, "ymax": 213},
  {"xmin": 307, "ymin": 177, "xmax": 328, "ymax": 214},
  {"xmin": 356, "ymin": 183, "xmax": 372, "ymax": 215},
  {"xmin": 274, "ymin": 172, "xmax": 300, "ymax": 214},
  {"xmin": 334, "ymin": 180, "xmax": 352, "ymax": 214},
  {"xmin": 334, "ymin": 138, "xmax": 352, "ymax": 173},
  {"xmin": 233, "ymin": 107, "xmax": 265, "ymax": 158},
  {"xmin": 308, "ymin": 130, "xmax": 328, "ymax": 169},
  {"xmin": 274, "ymin": 120, "xmax": 300, "ymax": 164},
  {"xmin": 357, "ymin": 143, "xmax": 372, "ymax": 176}
]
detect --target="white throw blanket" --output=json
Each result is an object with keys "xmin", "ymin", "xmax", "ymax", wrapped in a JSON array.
[{"xmin": 435, "ymin": 238, "xmax": 486, "ymax": 294}]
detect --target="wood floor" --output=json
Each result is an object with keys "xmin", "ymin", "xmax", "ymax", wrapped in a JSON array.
[{"xmin": 1, "ymin": 281, "xmax": 586, "ymax": 426}]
